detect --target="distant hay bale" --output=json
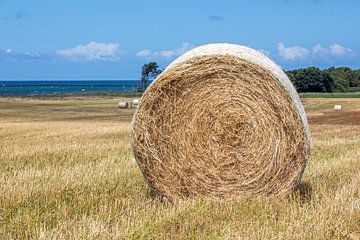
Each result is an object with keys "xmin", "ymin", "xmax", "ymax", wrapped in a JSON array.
[
  {"xmin": 118, "ymin": 101, "xmax": 128, "ymax": 109},
  {"xmin": 334, "ymin": 105, "xmax": 342, "ymax": 111},
  {"xmin": 131, "ymin": 43, "xmax": 310, "ymax": 199},
  {"xmin": 132, "ymin": 98, "xmax": 140, "ymax": 106}
]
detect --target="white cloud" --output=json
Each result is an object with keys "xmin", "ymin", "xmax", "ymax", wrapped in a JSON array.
[
  {"xmin": 159, "ymin": 50, "xmax": 175, "ymax": 58},
  {"xmin": 277, "ymin": 42, "xmax": 309, "ymax": 60},
  {"xmin": 57, "ymin": 41, "xmax": 120, "ymax": 61},
  {"xmin": 5, "ymin": 48, "xmax": 12, "ymax": 54},
  {"xmin": 329, "ymin": 43, "xmax": 353, "ymax": 57},
  {"xmin": 311, "ymin": 43, "xmax": 353, "ymax": 58},
  {"xmin": 136, "ymin": 49, "xmax": 151, "ymax": 58},
  {"xmin": 312, "ymin": 43, "xmax": 328, "ymax": 57},
  {"xmin": 136, "ymin": 42, "xmax": 194, "ymax": 59},
  {"xmin": 25, "ymin": 51, "xmax": 41, "ymax": 57}
]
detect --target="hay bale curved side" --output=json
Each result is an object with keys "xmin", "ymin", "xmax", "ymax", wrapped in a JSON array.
[
  {"xmin": 166, "ymin": 43, "xmax": 310, "ymax": 146},
  {"xmin": 131, "ymin": 43, "xmax": 310, "ymax": 199}
]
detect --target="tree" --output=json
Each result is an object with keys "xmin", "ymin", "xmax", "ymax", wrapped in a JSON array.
[
  {"xmin": 138, "ymin": 62, "xmax": 162, "ymax": 92},
  {"xmin": 286, "ymin": 67, "xmax": 334, "ymax": 92},
  {"xmin": 325, "ymin": 67, "xmax": 350, "ymax": 92},
  {"xmin": 325, "ymin": 67, "xmax": 360, "ymax": 91}
]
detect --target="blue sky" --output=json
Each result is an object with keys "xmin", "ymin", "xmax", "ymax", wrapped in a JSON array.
[{"xmin": 0, "ymin": 0, "xmax": 359, "ymax": 80}]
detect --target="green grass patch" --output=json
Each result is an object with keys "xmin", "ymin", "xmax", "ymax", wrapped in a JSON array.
[{"xmin": 300, "ymin": 92, "xmax": 360, "ymax": 98}]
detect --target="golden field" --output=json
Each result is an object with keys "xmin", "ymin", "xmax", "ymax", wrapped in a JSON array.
[{"xmin": 0, "ymin": 96, "xmax": 359, "ymax": 239}]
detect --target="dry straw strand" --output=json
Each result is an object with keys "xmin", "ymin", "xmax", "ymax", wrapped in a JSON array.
[{"xmin": 131, "ymin": 43, "xmax": 310, "ymax": 199}]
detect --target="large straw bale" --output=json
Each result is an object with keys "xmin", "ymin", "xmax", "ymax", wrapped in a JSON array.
[{"xmin": 131, "ymin": 43, "xmax": 310, "ymax": 199}]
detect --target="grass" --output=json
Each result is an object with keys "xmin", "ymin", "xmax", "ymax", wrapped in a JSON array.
[
  {"xmin": 1, "ymin": 96, "xmax": 360, "ymax": 239},
  {"xmin": 300, "ymin": 92, "xmax": 360, "ymax": 98}
]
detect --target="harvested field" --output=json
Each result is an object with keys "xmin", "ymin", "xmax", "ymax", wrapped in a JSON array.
[
  {"xmin": 0, "ymin": 96, "xmax": 359, "ymax": 239},
  {"xmin": 309, "ymin": 111, "xmax": 360, "ymax": 125}
]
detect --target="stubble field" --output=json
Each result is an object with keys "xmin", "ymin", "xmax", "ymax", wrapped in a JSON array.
[{"xmin": 0, "ymin": 96, "xmax": 359, "ymax": 239}]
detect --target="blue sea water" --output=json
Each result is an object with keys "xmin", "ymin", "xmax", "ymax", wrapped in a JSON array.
[{"xmin": 0, "ymin": 80, "xmax": 140, "ymax": 96}]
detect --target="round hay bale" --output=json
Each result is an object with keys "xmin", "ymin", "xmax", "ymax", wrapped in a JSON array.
[
  {"xmin": 118, "ymin": 101, "xmax": 128, "ymax": 109},
  {"xmin": 334, "ymin": 105, "xmax": 342, "ymax": 111},
  {"xmin": 132, "ymin": 98, "xmax": 140, "ymax": 106},
  {"xmin": 131, "ymin": 43, "xmax": 310, "ymax": 199}
]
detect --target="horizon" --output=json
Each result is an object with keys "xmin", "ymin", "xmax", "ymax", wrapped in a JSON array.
[
  {"xmin": 1, "ymin": 64, "xmax": 359, "ymax": 82},
  {"xmin": 1, "ymin": 0, "xmax": 359, "ymax": 80}
]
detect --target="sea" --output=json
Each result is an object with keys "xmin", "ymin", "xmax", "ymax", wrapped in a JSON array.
[{"xmin": 0, "ymin": 80, "xmax": 140, "ymax": 96}]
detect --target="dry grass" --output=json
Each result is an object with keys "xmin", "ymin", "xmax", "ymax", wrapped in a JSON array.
[{"xmin": 1, "ymin": 96, "xmax": 360, "ymax": 239}]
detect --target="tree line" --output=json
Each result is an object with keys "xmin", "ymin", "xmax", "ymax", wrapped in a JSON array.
[
  {"xmin": 286, "ymin": 67, "xmax": 360, "ymax": 93},
  {"xmin": 138, "ymin": 62, "xmax": 360, "ymax": 93}
]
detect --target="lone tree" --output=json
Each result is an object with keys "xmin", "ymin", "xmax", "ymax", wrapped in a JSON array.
[{"xmin": 138, "ymin": 62, "xmax": 162, "ymax": 92}]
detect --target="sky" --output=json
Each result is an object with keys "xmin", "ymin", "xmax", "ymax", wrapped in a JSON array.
[{"xmin": 0, "ymin": 0, "xmax": 359, "ymax": 80}]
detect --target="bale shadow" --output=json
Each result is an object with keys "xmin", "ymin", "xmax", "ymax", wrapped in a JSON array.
[{"xmin": 290, "ymin": 181, "xmax": 313, "ymax": 204}]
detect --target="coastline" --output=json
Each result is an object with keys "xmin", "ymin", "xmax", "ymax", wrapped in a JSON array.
[
  {"xmin": 0, "ymin": 80, "xmax": 142, "ymax": 98},
  {"xmin": 0, "ymin": 91, "xmax": 142, "ymax": 100}
]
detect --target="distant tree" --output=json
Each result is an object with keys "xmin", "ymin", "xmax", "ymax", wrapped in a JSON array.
[
  {"xmin": 354, "ymin": 69, "xmax": 360, "ymax": 89},
  {"xmin": 325, "ymin": 67, "xmax": 350, "ymax": 92},
  {"xmin": 286, "ymin": 67, "xmax": 334, "ymax": 92},
  {"xmin": 138, "ymin": 62, "xmax": 162, "ymax": 92},
  {"xmin": 325, "ymin": 67, "xmax": 360, "ymax": 91}
]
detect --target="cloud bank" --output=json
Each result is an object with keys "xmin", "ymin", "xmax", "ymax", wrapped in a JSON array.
[
  {"xmin": 329, "ymin": 43, "xmax": 353, "ymax": 57},
  {"xmin": 57, "ymin": 41, "xmax": 120, "ymax": 61},
  {"xmin": 136, "ymin": 42, "xmax": 194, "ymax": 59},
  {"xmin": 277, "ymin": 43, "xmax": 309, "ymax": 60},
  {"xmin": 278, "ymin": 42, "xmax": 354, "ymax": 61}
]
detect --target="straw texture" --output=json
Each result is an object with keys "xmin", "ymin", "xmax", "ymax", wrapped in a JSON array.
[{"xmin": 131, "ymin": 44, "xmax": 309, "ymax": 199}]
